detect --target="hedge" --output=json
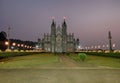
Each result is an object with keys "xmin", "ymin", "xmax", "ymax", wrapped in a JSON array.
[
  {"xmin": 0, "ymin": 52, "xmax": 41, "ymax": 59},
  {"xmin": 84, "ymin": 52, "xmax": 120, "ymax": 58}
]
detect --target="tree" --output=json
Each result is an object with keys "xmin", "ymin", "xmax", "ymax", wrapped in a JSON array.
[
  {"xmin": 0, "ymin": 31, "xmax": 7, "ymax": 51},
  {"xmin": 0, "ymin": 31, "xmax": 7, "ymax": 41}
]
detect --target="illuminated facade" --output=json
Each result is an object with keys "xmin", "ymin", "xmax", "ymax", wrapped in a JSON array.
[{"xmin": 39, "ymin": 19, "xmax": 79, "ymax": 53}]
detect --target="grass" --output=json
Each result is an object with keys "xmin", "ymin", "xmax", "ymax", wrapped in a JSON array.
[
  {"xmin": 69, "ymin": 53, "xmax": 120, "ymax": 68},
  {"xmin": 0, "ymin": 52, "xmax": 120, "ymax": 68},
  {"xmin": 0, "ymin": 53, "xmax": 58, "ymax": 68},
  {"xmin": 87, "ymin": 55, "xmax": 120, "ymax": 68}
]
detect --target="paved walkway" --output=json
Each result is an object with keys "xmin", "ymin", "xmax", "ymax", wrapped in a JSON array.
[{"xmin": 59, "ymin": 55, "xmax": 78, "ymax": 67}]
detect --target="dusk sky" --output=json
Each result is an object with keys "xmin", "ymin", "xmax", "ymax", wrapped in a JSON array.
[{"xmin": 0, "ymin": 0, "xmax": 120, "ymax": 49}]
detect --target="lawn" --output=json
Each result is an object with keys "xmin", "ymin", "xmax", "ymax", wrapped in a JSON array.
[
  {"xmin": 69, "ymin": 53, "xmax": 120, "ymax": 68},
  {"xmin": 0, "ymin": 53, "xmax": 58, "ymax": 68},
  {"xmin": 0, "ymin": 52, "xmax": 120, "ymax": 69}
]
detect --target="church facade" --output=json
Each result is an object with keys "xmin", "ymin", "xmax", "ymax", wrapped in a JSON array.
[{"xmin": 38, "ymin": 19, "xmax": 79, "ymax": 53}]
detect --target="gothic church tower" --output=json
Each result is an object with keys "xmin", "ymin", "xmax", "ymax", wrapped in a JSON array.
[
  {"xmin": 51, "ymin": 19, "xmax": 56, "ymax": 52},
  {"xmin": 41, "ymin": 18, "xmax": 79, "ymax": 53},
  {"xmin": 62, "ymin": 18, "xmax": 67, "ymax": 52}
]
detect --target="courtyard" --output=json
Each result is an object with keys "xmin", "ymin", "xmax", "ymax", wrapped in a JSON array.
[{"xmin": 0, "ymin": 53, "xmax": 120, "ymax": 83}]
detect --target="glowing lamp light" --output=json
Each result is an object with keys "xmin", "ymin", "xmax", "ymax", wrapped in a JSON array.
[
  {"xmin": 113, "ymin": 44, "xmax": 115, "ymax": 47},
  {"xmin": 95, "ymin": 46, "xmax": 97, "ymax": 49},
  {"xmin": 17, "ymin": 44, "xmax": 20, "ymax": 47},
  {"xmin": 91, "ymin": 46, "xmax": 93, "ymax": 49},
  {"xmin": 12, "ymin": 42, "xmax": 16, "ymax": 46},
  {"xmin": 27, "ymin": 46, "xmax": 29, "ymax": 48},
  {"xmin": 25, "ymin": 45, "xmax": 27, "ymax": 48},
  {"xmin": 30, "ymin": 46, "xmax": 32, "ymax": 48},
  {"xmin": 102, "ymin": 45, "xmax": 105, "ymax": 48},
  {"xmin": 21, "ymin": 44, "xmax": 24, "ymax": 47},
  {"xmin": 98, "ymin": 45, "xmax": 101, "ymax": 49},
  {"xmin": 106, "ymin": 44, "xmax": 109, "ymax": 48},
  {"xmin": 36, "ymin": 45, "xmax": 39, "ymax": 48},
  {"xmin": 78, "ymin": 46, "xmax": 81, "ymax": 49},
  {"xmin": 5, "ymin": 41, "xmax": 9, "ymax": 45}
]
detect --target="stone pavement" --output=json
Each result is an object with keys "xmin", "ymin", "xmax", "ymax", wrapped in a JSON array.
[{"xmin": 0, "ymin": 69, "xmax": 120, "ymax": 83}]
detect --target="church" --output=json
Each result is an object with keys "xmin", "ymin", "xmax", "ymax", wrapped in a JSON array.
[{"xmin": 38, "ymin": 18, "xmax": 79, "ymax": 53}]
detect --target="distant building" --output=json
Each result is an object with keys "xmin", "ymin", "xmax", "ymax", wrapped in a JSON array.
[{"xmin": 38, "ymin": 19, "xmax": 79, "ymax": 53}]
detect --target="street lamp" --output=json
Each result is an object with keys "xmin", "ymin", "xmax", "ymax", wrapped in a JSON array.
[
  {"xmin": 78, "ymin": 45, "xmax": 81, "ymax": 49},
  {"xmin": 17, "ymin": 44, "xmax": 20, "ymax": 47},
  {"xmin": 5, "ymin": 41, "xmax": 9, "ymax": 46},
  {"xmin": 102, "ymin": 45, "xmax": 105, "ymax": 48},
  {"xmin": 106, "ymin": 44, "xmax": 109, "ymax": 48},
  {"xmin": 98, "ymin": 45, "xmax": 101, "ymax": 49},
  {"xmin": 21, "ymin": 44, "xmax": 24, "ymax": 47},
  {"xmin": 7, "ymin": 27, "xmax": 11, "ymax": 50},
  {"xmin": 12, "ymin": 42, "xmax": 16, "ymax": 46},
  {"xmin": 25, "ymin": 45, "xmax": 27, "ymax": 48},
  {"xmin": 91, "ymin": 46, "xmax": 93, "ymax": 49},
  {"xmin": 113, "ymin": 43, "xmax": 115, "ymax": 48},
  {"xmin": 95, "ymin": 46, "xmax": 97, "ymax": 49}
]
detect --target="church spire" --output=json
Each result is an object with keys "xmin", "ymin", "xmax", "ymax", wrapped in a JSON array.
[
  {"xmin": 51, "ymin": 17, "xmax": 56, "ymax": 27},
  {"xmin": 51, "ymin": 17, "xmax": 56, "ymax": 35},
  {"xmin": 62, "ymin": 17, "xmax": 67, "ymax": 35},
  {"xmin": 63, "ymin": 16, "xmax": 67, "ymax": 27}
]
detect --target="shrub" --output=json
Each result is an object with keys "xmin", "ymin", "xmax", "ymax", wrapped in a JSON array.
[{"xmin": 78, "ymin": 53, "xmax": 87, "ymax": 61}]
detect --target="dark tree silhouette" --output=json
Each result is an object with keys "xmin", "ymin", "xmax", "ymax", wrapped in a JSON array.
[
  {"xmin": 0, "ymin": 31, "xmax": 7, "ymax": 51},
  {"xmin": 0, "ymin": 31, "xmax": 7, "ymax": 41}
]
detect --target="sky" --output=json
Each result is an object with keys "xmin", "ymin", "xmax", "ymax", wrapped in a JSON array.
[{"xmin": 0, "ymin": 0, "xmax": 120, "ymax": 49}]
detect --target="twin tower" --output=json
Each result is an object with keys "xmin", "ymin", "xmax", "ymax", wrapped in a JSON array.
[{"xmin": 41, "ymin": 18, "xmax": 79, "ymax": 53}]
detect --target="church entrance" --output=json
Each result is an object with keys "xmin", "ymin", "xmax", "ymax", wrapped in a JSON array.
[{"xmin": 56, "ymin": 33, "xmax": 62, "ymax": 53}]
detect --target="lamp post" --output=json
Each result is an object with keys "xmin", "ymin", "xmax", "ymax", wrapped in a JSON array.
[
  {"xmin": 112, "ymin": 43, "xmax": 116, "ymax": 51},
  {"xmin": 7, "ymin": 26, "xmax": 11, "ymax": 51},
  {"xmin": 108, "ymin": 31, "xmax": 112, "ymax": 52},
  {"xmin": 98, "ymin": 45, "xmax": 101, "ymax": 49}
]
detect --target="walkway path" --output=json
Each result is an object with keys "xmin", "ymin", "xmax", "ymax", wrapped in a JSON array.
[{"xmin": 58, "ymin": 54, "xmax": 78, "ymax": 67}]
